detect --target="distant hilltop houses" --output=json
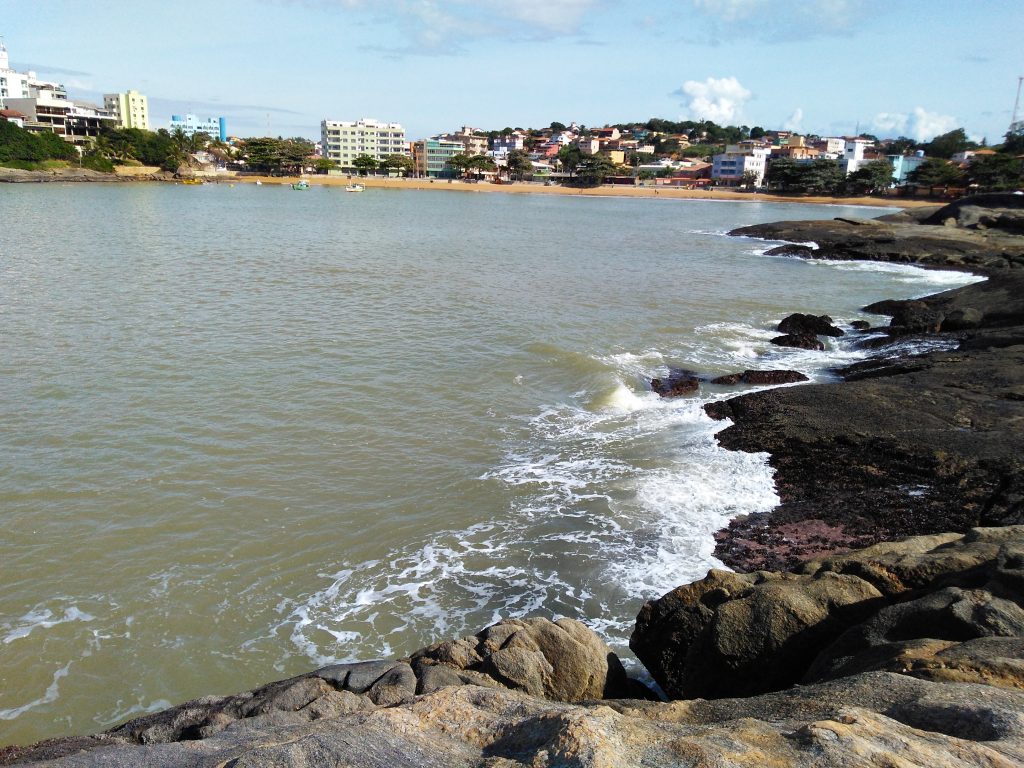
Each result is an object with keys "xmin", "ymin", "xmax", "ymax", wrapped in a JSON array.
[
  {"xmin": 313, "ymin": 117, "xmax": 983, "ymax": 192},
  {"xmin": 1, "ymin": 36, "xmax": 1018, "ymax": 192}
]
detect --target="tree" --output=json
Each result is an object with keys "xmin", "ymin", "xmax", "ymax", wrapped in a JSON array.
[
  {"xmin": 740, "ymin": 170, "xmax": 760, "ymax": 188},
  {"xmin": 240, "ymin": 137, "xmax": 312, "ymax": 174},
  {"xmin": 766, "ymin": 158, "xmax": 844, "ymax": 193},
  {"xmin": 749, "ymin": 126, "xmax": 765, "ymax": 139},
  {"xmin": 352, "ymin": 154, "xmax": 378, "ymax": 175},
  {"xmin": 557, "ymin": 144, "xmax": 583, "ymax": 176},
  {"xmin": 446, "ymin": 152, "xmax": 473, "ymax": 177},
  {"xmin": 313, "ymin": 157, "xmax": 335, "ymax": 174},
  {"xmin": 506, "ymin": 149, "xmax": 532, "ymax": 180},
  {"xmin": 1002, "ymin": 126, "xmax": 1024, "ymax": 155},
  {"xmin": 576, "ymin": 153, "xmax": 617, "ymax": 186},
  {"xmin": 907, "ymin": 158, "xmax": 964, "ymax": 188},
  {"xmin": 549, "ymin": 121, "xmax": 567, "ymax": 132},
  {"xmin": 966, "ymin": 154, "xmax": 1023, "ymax": 191},
  {"xmin": 467, "ymin": 153, "xmax": 496, "ymax": 179},
  {"xmin": 382, "ymin": 153, "xmax": 414, "ymax": 176},
  {"xmin": 921, "ymin": 128, "xmax": 970, "ymax": 159},
  {"xmin": 844, "ymin": 159, "xmax": 894, "ymax": 194}
]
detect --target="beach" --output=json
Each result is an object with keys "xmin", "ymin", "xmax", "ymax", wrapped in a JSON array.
[{"xmin": 233, "ymin": 172, "xmax": 935, "ymax": 208}]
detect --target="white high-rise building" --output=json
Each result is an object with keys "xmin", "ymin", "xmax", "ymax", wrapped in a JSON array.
[
  {"xmin": 104, "ymin": 90, "xmax": 150, "ymax": 131},
  {"xmin": 0, "ymin": 40, "xmax": 41, "ymax": 107},
  {"xmin": 321, "ymin": 118, "xmax": 408, "ymax": 168}
]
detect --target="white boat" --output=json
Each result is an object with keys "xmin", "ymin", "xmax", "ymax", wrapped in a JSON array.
[{"xmin": 345, "ymin": 183, "xmax": 365, "ymax": 192}]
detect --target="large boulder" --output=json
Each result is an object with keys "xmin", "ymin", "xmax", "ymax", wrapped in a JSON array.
[
  {"xmin": 631, "ymin": 568, "xmax": 882, "ymax": 699},
  {"xmin": 411, "ymin": 617, "xmax": 630, "ymax": 702},
  {"xmin": 632, "ymin": 527, "xmax": 1024, "ymax": 701},
  {"xmin": 777, "ymin": 313, "xmax": 845, "ymax": 337}
]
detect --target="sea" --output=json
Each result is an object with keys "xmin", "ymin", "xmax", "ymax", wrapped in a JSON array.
[{"xmin": 0, "ymin": 183, "xmax": 984, "ymax": 745}]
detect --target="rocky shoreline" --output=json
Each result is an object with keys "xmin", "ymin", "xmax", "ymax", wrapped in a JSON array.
[
  {"xmin": 5, "ymin": 194, "xmax": 1024, "ymax": 767},
  {"xmin": 709, "ymin": 193, "xmax": 1024, "ymax": 572}
]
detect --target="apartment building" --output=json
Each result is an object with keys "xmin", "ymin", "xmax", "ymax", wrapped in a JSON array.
[
  {"xmin": 711, "ymin": 145, "xmax": 771, "ymax": 186},
  {"xmin": 411, "ymin": 137, "xmax": 463, "ymax": 177},
  {"xmin": 104, "ymin": 90, "xmax": 150, "ymax": 131},
  {"xmin": 321, "ymin": 118, "xmax": 408, "ymax": 169},
  {"xmin": 170, "ymin": 114, "xmax": 226, "ymax": 142}
]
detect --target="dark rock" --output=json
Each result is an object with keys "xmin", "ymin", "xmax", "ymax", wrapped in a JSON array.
[
  {"xmin": 710, "ymin": 273, "xmax": 1024, "ymax": 573},
  {"xmin": 941, "ymin": 307, "xmax": 984, "ymax": 331},
  {"xmin": 651, "ymin": 369, "xmax": 700, "ymax": 397},
  {"xmin": 777, "ymin": 313, "xmax": 844, "ymax": 337},
  {"xmin": 886, "ymin": 300, "xmax": 945, "ymax": 333},
  {"xmin": 850, "ymin": 320, "xmax": 871, "ymax": 331},
  {"xmin": 631, "ymin": 568, "xmax": 883, "ymax": 700},
  {"xmin": 711, "ymin": 370, "xmax": 809, "ymax": 386},
  {"xmin": 770, "ymin": 333, "xmax": 825, "ymax": 350}
]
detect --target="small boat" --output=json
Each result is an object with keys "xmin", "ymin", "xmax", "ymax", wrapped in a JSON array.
[
  {"xmin": 345, "ymin": 183, "xmax": 365, "ymax": 192},
  {"xmin": 181, "ymin": 178, "xmax": 204, "ymax": 185},
  {"xmin": 292, "ymin": 179, "xmax": 311, "ymax": 190},
  {"xmin": 255, "ymin": 180, "xmax": 262, "ymax": 186}
]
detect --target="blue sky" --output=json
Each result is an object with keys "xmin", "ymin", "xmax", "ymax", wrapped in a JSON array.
[{"xmin": 2, "ymin": 0, "xmax": 1022, "ymax": 143}]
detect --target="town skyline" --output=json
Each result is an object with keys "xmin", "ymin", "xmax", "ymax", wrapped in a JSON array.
[{"xmin": 2, "ymin": 0, "xmax": 1022, "ymax": 143}]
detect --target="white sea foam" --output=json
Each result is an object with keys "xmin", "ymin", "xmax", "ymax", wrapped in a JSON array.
[
  {"xmin": 3, "ymin": 606, "xmax": 95, "ymax": 645},
  {"xmin": 0, "ymin": 663, "xmax": 72, "ymax": 721}
]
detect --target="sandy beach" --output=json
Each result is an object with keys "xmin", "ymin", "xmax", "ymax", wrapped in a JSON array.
[{"xmin": 233, "ymin": 173, "xmax": 937, "ymax": 208}]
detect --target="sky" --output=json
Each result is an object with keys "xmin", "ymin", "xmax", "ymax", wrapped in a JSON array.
[{"xmin": 1, "ymin": 0, "xmax": 1022, "ymax": 144}]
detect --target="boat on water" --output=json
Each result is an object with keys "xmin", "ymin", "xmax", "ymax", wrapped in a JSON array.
[
  {"xmin": 181, "ymin": 178, "xmax": 205, "ymax": 185},
  {"xmin": 345, "ymin": 183, "xmax": 365, "ymax": 192},
  {"xmin": 292, "ymin": 179, "xmax": 311, "ymax": 190}
]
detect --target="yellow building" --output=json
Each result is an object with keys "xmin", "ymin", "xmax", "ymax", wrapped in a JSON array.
[{"xmin": 103, "ymin": 90, "xmax": 150, "ymax": 130}]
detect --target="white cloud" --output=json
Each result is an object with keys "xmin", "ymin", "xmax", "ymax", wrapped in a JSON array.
[
  {"xmin": 490, "ymin": 0, "xmax": 597, "ymax": 33},
  {"xmin": 297, "ymin": 0, "xmax": 600, "ymax": 53},
  {"xmin": 872, "ymin": 112, "xmax": 908, "ymax": 134},
  {"xmin": 783, "ymin": 107, "xmax": 803, "ymax": 132},
  {"xmin": 690, "ymin": 0, "xmax": 868, "ymax": 40},
  {"xmin": 678, "ymin": 76, "xmax": 752, "ymax": 124},
  {"xmin": 907, "ymin": 107, "xmax": 958, "ymax": 143},
  {"xmin": 871, "ymin": 107, "xmax": 959, "ymax": 142}
]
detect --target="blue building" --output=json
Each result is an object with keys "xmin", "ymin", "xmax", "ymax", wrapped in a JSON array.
[
  {"xmin": 170, "ymin": 114, "xmax": 226, "ymax": 142},
  {"xmin": 888, "ymin": 151, "xmax": 927, "ymax": 186}
]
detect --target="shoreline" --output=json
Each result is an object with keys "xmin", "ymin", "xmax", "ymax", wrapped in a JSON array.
[
  {"xmin": 706, "ymin": 194, "xmax": 1024, "ymax": 571},
  {"xmin": 0, "ymin": 164, "xmax": 939, "ymax": 208},
  {"xmin": 236, "ymin": 173, "xmax": 933, "ymax": 208}
]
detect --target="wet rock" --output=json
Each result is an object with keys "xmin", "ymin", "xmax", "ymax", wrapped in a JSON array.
[
  {"xmin": 777, "ymin": 313, "xmax": 845, "ymax": 337},
  {"xmin": 770, "ymin": 333, "xmax": 825, "ymax": 350},
  {"xmin": 850, "ymin": 320, "xmax": 871, "ymax": 331},
  {"xmin": 651, "ymin": 369, "xmax": 701, "ymax": 397},
  {"xmin": 711, "ymin": 369, "xmax": 809, "ymax": 386}
]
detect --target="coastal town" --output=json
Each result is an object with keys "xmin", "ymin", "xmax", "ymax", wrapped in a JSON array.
[{"xmin": 2, "ymin": 38, "xmax": 1022, "ymax": 196}]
